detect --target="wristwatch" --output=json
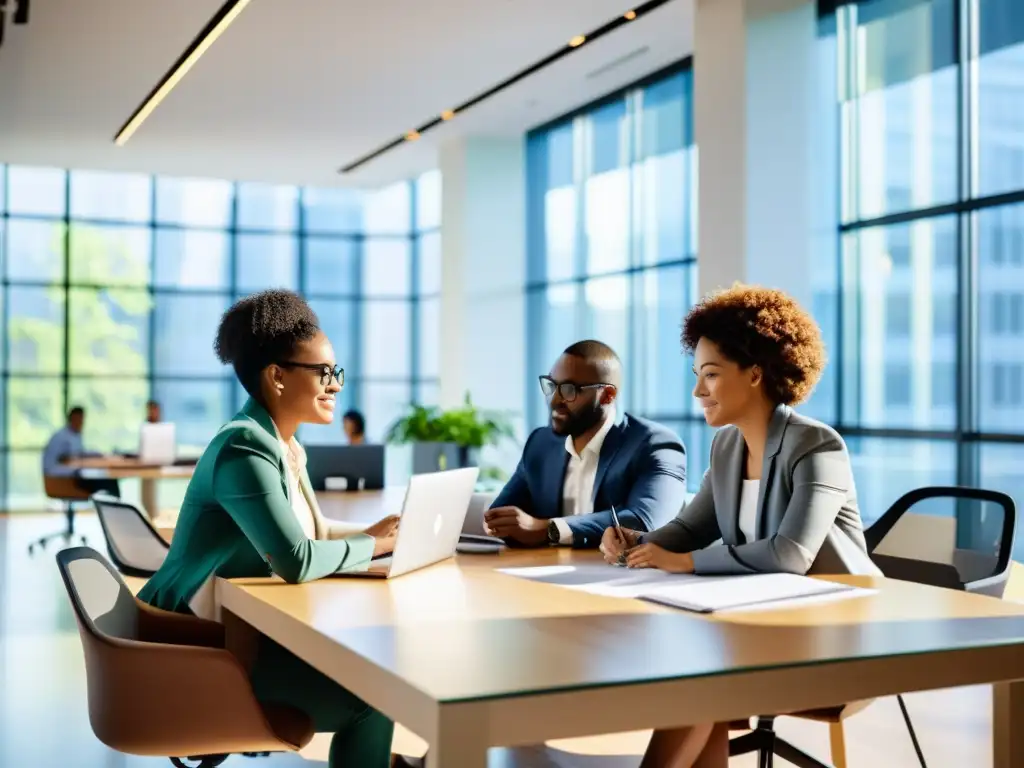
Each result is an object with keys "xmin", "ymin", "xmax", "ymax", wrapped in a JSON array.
[{"xmin": 547, "ymin": 520, "xmax": 560, "ymax": 546}]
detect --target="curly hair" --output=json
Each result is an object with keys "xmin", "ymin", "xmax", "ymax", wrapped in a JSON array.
[
  {"xmin": 215, "ymin": 289, "xmax": 321, "ymax": 398},
  {"xmin": 681, "ymin": 284, "xmax": 825, "ymax": 406}
]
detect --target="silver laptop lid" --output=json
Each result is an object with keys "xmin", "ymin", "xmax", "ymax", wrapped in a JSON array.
[{"xmin": 387, "ymin": 467, "xmax": 479, "ymax": 578}]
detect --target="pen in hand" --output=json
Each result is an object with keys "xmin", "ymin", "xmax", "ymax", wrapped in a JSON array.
[
  {"xmin": 610, "ymin": 505, "xmax": 628, "ymax": 566},
  {"xmin": 610, "ymin": 504, "xmax": 624, "ymax": 543}
]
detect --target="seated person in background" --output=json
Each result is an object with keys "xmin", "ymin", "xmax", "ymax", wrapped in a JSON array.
[
  {"xmin": 342, "ymin": 409, "xmax": 366, "ymax": 445},
  {"xmin": 484, "ymin": 340, "xmax": 687, "ymax": 549},
  {"xmin": 42, "ymin": 406, "xmax": 120, "ymax": 497},
  {"xmin": 601, "ymin": 284, "xmax": 880, "ymax": 768},
  {"xmin": 138, "ymin": 289, "xmax": 404, "ymax": 768},
  {"xmin": 146, "ymin": 399, "xmax": 162, "ymax": 423}
]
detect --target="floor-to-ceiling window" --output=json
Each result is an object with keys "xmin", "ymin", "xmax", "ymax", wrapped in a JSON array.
[
  {"xmin": 0, "ymin": 164, "xmax": 439, "ymax": 509},
  {"xmin": 525, "ymin": 61, "xmax": 717, "ymax": 482},
  {"xmin": 823, "ymin": 0, "xmax": 1024, "ymax": 549}
]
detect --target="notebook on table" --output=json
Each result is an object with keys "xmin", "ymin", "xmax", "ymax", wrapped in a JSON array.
[{"xmin": 636, "ymin": 573, "xmax": 870, "ymax": 614}]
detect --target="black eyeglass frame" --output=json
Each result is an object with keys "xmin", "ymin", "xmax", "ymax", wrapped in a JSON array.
[
  {"xmin": 538, "ymin": 375, "xmax": 613, "ymax": 403},
  {"xmin": 279, "ymin": 362, "xmax": 345, "ymax": 387}
]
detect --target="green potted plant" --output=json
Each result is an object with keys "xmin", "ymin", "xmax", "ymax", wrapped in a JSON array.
[{"xmin": 386, "ymin": 393, "xmax": 515, "ymax": 474}]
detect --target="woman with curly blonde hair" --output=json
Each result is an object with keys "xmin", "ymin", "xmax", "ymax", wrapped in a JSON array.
[{"xmin": 601, "ymin": 284, "xmax": 880, "ymax": 768}]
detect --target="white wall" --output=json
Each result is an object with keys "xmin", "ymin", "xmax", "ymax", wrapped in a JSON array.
[
  {"xmin": 695, "ymin": 0, "xmax": 819, "ymax": 305},
  {"xmin": 438, "ymin": 137, "xmax": 528, "ymax": 472}
]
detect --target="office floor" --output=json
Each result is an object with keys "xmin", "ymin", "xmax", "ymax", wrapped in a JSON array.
[{"xmin": 0, "ymin": 512, "xmax": 995, "ymax": 767}]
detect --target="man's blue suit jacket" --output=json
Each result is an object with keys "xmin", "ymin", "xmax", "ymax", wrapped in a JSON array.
[{"xmin": 490, "ymin": 413, "xmax": 687, "ymax": 549}]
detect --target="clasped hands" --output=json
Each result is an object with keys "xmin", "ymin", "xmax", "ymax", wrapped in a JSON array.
[{"xmin": 599, "ymin": 526, "xmax": 695, "ymax": 573}]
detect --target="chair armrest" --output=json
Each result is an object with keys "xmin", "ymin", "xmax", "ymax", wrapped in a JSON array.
[
  {"xmin": 135, "ymin": 599, "xmax": 225, "ymax": 648},
  {"xmin": 81, "ymin": 629, "xmax": 306, "ymax": 756}
]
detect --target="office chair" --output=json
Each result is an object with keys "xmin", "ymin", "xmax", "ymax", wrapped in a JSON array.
[
  {"xmin": 91, "ymin": 493, "xmax": 169, "ymax": 577},
  {"xmin": 27, "ymin": 476, "xmax": 90, "ymax": 555},
  {"xmin": 55, "ymin": 547, "xmax": 314, "ymax": 768},
  {"xmin": 729, "ymin": 485, "xmax": 1016, "ymax": 768},
  {"xmin": 864, "ymin": 485, "xmax": 1016, "ymax": 599}
]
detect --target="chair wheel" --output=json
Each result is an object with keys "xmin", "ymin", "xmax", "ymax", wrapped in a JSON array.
[{"xmin": 170, "ymin": 756, "xmax": 228, "ymax": 768}]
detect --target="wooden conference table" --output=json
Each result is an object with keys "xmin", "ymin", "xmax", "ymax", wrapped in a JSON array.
[{"xmin": 209, "ymin": 491, "xmax": 1024, "ymax": 767}]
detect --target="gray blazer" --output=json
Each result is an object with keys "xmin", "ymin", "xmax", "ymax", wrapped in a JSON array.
[{"xmin": 643, "ymin": 404, "xmax": 881, "ymax": 576}]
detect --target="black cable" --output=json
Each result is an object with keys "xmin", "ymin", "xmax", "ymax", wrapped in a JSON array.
[{"xmin": 897, "ymin": 694, "xmax": 928, "ymax": 768}]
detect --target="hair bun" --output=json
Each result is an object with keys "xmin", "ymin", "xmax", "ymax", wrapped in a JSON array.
[{"xmin": 213, "ymin": 290, "xmax": 321, "ymax": 396}]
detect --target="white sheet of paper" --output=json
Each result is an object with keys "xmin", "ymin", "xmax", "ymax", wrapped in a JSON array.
[
  {"xmin": 496, "ymin": 564, "xmax": 876, "ymax": 610},
  {"xmin": 496, "ymin": 563, "xmax": 707, "ymax": 598}
]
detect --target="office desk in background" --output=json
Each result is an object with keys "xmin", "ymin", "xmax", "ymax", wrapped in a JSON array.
[{"xmin": 69, "ymin": 457, "xmax": 194, "ymax": 519}]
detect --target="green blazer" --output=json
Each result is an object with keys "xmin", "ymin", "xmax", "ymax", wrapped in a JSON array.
[{"xmin": 137, "ymin": 398, "xmax": 374, "ymax": 614}]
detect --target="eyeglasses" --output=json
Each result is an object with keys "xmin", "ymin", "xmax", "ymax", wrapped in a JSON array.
[
  {"xmin": 279, "ymin": 362, "xmax": 345, "ymax": 387},
  {"xmin": 539, "ymin": 375, "xmax": 611, "ymax": 403}
]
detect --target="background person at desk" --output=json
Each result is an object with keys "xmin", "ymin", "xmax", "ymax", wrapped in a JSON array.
[
  {"xmin": 342, "ymin": 409, "xmax": 366, "ymax": 444},
  {"xmin": 601, "ymin": 285, "xmax": 879, "ymax": 768},
  {"xmin": 485, "ymin": 340, "xmax": 687, "ymax": 549},
  {"xmin": 137, "ymin": 289, "xmax": 403, "ymax": 768},
  {"xmin": 146, "ymin": 399, "xmax": 161, "ymax": 423},
  {"xmin": 42, "ymin": 406, "xmax": 121, "ymax": 497}
]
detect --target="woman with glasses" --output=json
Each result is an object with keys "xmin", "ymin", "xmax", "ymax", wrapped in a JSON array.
[{"xmin": 138, "ymin": 289, "xmax": 403, "ymax": 768}]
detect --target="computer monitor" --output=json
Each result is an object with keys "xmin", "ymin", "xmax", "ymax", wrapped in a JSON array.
[
  {"xmin": 304, "ymin": 444, "xmax": 386, "ymax": 491},
  {"xmin": 139, "ymin": 422, "xmax": 176, "ymax": 465}
]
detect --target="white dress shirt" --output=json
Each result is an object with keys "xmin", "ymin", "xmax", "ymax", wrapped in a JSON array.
[
  {"xmin": 551, "ymin": 410, "xmax": 616, "ymax": 545},
  {"xmin": 738, "ymin": 478, "xmax": 760, "ymax": 542}
]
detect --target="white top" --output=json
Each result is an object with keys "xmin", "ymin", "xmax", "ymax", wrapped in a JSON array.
[
  {"xmin": 738, "ymin": 478, "xmax": 760, "ymax": 542},
  {"xmin": 276, "ymin": 431, "xmax": 318, "ymax": 541},
  {"xmin": 552, "ymin": 410, "xmax": 616, "ymax": 546}
]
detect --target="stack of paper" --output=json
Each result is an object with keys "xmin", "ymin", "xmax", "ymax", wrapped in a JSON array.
[
  {"xmin": 497, "ymin": 564, "xmax": 873, "ymax": 613},
  {"xmin": 635, "ymin": 572, "xmax": 865, "ymax": 613}
]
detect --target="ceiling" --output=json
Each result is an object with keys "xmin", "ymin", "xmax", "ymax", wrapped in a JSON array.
[{"xmin": 0, "ymin": 0, "xmax": 693, "ymax": 189}]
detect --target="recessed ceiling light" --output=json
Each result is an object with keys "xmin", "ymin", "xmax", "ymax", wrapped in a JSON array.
[
  {"xmin": 405, "ymin": 130, "xmax": 421, "ymax": 141},
  {"xmin": 114, "ymin": 0, "xmax": 252, "ymax": 146},
  {"xmin": 569, "ymin": 35, "xmax": 586, "ymax": 47},
  {"xmin": 624, "ymin": 10, "xmax": 637, "ymax": 20},
  {"xmin": 441, "ymin": 110, "xmax": 455, "ymax": 121}
]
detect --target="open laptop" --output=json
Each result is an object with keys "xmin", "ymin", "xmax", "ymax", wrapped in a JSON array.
[
  {"xmin": 139, "ymin": 423, "xmax": 176, "ymax": 465},
  {"xmin": 333, "ymin": 466, "xmax": 479, "ymax": 579}
]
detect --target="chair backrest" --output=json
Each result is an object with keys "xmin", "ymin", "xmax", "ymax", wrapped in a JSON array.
[
  {"xmin": 56, "ymin": 547, "xmax": 313, "ymax": 757},
  {"xmin": 91, "ymin": 494, "xmax": 169, "ymax": 577},
  {"xmin": 865, "ymin": 486, "xmax": 1017, "ymax": 597},
  {"xmin": 56, "ymin": 546, "xmax": 142, "ymax": 643}
]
